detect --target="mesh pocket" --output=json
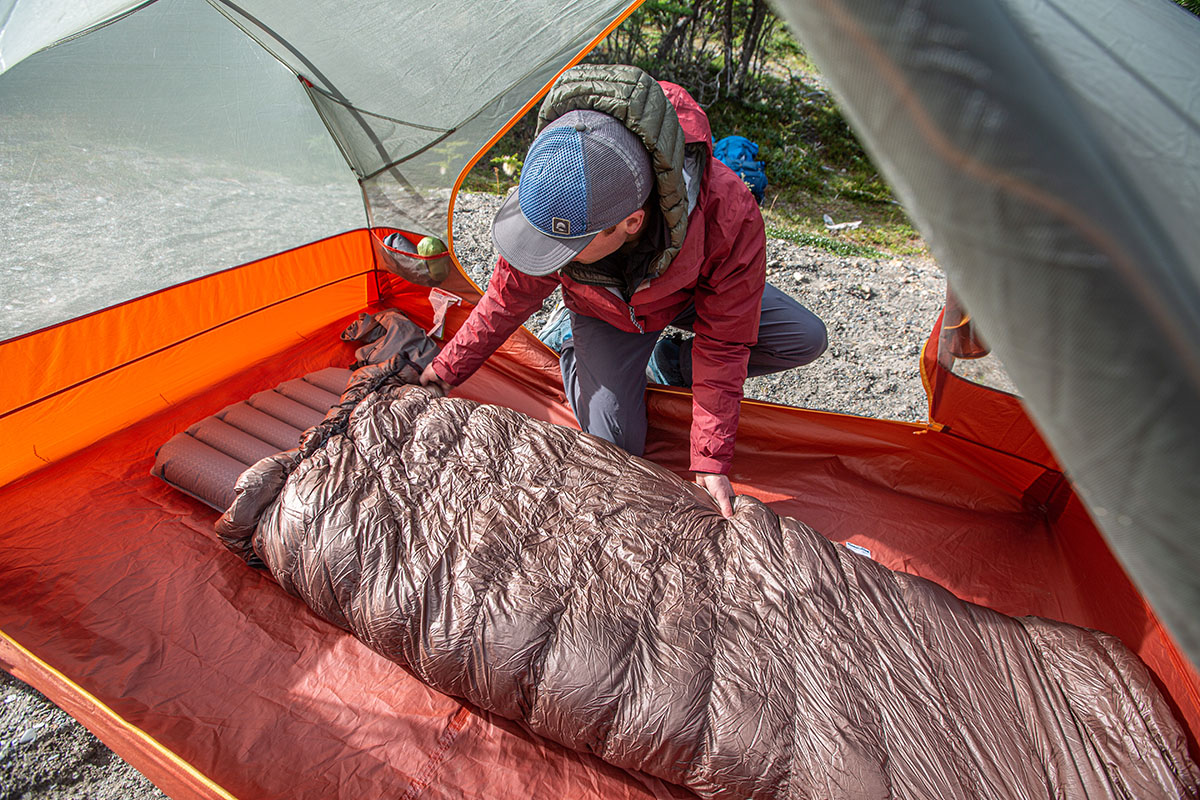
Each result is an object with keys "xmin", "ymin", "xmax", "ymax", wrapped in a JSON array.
[{"xmin": 375, "ymin": 230, "xmax": 453, "ymax": 287}]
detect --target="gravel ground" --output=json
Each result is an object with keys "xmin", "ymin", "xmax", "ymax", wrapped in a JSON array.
[
  {"xmin": 3, "ymin": 191, "xmax": 963, "ymax": 798},
  {"xmin": 451, "ymin": 192, "xmax": 958, "ymax": 420},
  {"xmin": 0, "ymin": 671, "xmax": 162, "ymax": 799}
]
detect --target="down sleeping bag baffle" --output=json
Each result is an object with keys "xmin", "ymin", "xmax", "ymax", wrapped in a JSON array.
[{"xmin": 216, "ymin": 360, "xmax": 1200, "ymax": 800}]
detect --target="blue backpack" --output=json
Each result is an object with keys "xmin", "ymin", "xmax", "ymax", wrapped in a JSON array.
[{"xmin": 713, "ymin": 135, "xmax": 767, "ymax": 204}]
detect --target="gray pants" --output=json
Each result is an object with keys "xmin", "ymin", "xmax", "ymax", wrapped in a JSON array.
[{"xmin": 559, "ymin": 284, "xmax": 827, "ymax": 458}]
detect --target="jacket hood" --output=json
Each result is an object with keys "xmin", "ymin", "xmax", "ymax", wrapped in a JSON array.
[
  {"xmin": 537, "ymin": 64, "xmax": 695, "ymax": 278},
  {"xmin": 660, "ymin": 80, "xmax": 713, "ymax": 157}
]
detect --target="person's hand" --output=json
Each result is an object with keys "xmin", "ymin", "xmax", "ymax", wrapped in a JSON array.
[
  {"xmin": 419, "ymin": 362, "xmax": 452, "ymax": 397},
  {"xmin": 695, "ymin": 472, "xmax": 735, "ymax": 518}
]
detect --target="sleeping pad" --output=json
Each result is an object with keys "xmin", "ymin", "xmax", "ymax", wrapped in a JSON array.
[{"xmin": 216, "ymin": 367, "xmax": 1200, "ymax": 800}]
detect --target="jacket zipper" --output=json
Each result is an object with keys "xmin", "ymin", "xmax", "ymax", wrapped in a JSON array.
[{"xmin": 628, "ymin": 304, "xmax": 645, "ymax": 333}]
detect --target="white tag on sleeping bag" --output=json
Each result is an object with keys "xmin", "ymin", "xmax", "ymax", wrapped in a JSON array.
[{"xmin": 844, "ymin": 541, "xmax": 872, "ymax": 559}]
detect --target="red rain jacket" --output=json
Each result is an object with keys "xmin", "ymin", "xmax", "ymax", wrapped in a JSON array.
[{"xmin": 432, "ymin": 82, "xmax": 766, "ymax": 474}]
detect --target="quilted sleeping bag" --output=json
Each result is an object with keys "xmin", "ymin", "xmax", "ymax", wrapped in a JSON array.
[{"xmin": 216, "ymin": 371, "xmax": 1200, "ymax": 800}]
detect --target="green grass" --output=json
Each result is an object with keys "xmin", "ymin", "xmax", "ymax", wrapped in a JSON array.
[
  {"xmin": 763, "ymin": 194, "xmax": 928, "ymax": 258},
  {"xmin": 765, "ymin": 226, "xmax": 883, "ymax": 259},
  {"xmin": 703, "ymin": 42, "xmax": 928, "ymax": 259}
]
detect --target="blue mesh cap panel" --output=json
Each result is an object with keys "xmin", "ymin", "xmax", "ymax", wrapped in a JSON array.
[
  {"xmin": 581, "ymin": 126, "xmax": 651, "ymax": 232},
  {"xmin": 518, "ymin": 127, "xmax": 591, "ymax": 238}
]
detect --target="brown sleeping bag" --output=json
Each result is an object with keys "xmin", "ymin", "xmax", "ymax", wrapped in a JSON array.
[{"xmin": 216, "ymin": 372, "xmax": 1200, "ymax": 800}]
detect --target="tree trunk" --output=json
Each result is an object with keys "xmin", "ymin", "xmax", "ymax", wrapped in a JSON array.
[
  {"xmin": 733, "ymin": 0, "xmax": 769, "ymax": 98},
  {"xmin": 721, "ymin": 0, "xmax": 735, "ymax": 98},
  {"xmin": 655, "ymin": 14, "xmax": 692, "ymax": 64}
]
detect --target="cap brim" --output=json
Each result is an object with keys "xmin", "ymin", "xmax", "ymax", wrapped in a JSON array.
[{"xmin": 492, "ymin": 187, "xmax": 595, "ymax": 276}]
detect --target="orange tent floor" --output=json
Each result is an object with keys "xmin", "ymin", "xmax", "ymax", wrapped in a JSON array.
[{"xmin": 1, "ymin": 314, "xmax": 1196, "ymax": 798}]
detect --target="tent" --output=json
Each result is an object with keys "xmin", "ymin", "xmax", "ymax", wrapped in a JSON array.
[{"xmin": 0, "ymin": 0, "xmax": 1196, "ymax": 797}]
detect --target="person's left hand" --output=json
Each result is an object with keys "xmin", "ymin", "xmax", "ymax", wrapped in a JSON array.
[{"xmin": 695, "ymin": 472, "xmax": 736, "ymax": 518}]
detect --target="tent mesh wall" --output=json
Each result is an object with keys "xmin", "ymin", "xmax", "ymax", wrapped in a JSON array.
[{"xmin": 0, "ymin": 0, "xmax": 364, "ymax": 341}]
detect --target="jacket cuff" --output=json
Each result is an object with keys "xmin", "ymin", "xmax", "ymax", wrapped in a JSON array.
[
  {"xmin": 430, "ymin": 356, "xmax": 463, "ymax": 387},
  {"xmin": 689, "ymin": 455, "xmax": 730, "ymax": 475}
]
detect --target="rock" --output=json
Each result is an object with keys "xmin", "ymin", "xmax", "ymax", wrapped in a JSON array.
[{"xmin": 17, "ymin": 723, "xmax": 44, "ymax": 745}]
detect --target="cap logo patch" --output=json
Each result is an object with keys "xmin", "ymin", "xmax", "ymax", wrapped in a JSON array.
[{"xmin": 551, "ymin": 217, "xmax": 571, "ymax": 236}]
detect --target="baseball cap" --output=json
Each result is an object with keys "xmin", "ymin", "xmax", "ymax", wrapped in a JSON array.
[{"xmin": 492, "ymin": 110, "xmax": 653, "ymax": 276}]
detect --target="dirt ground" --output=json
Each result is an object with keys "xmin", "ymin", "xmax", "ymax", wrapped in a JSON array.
[{"xmin": 1, "ymin": 192, "xmax": 1018, "ymax": 798}]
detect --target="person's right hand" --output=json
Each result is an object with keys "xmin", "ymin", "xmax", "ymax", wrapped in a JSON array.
[
  {"xmin": 419, "ymin": 362, "xmax": 452, "ymax": 397},
  {"xmin": 695, "ymin": 472, "xmax": 736, "ymax": 518}
]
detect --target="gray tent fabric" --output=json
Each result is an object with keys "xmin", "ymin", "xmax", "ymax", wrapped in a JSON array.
[
  {"xmin": 216, "ymin": 372, "xmax": 1199, "ymax": 800},
  {"xmin": 206, "ymin": 0, "xmax": 632, "ymax": 180},
  {"xmin": 207, "ymin": 0, "xmax": 633, "ymax": 235},
  {"xmin": 0, "ymin": 0, "xmax": 146, "ymax": 71},
  {"xmin": 769, "ymin": 0, "xmax": 1200, "ymax": 667},
  {"xmin": 0, "ymin": 0, "xmax": 634, "ymax": 338}
]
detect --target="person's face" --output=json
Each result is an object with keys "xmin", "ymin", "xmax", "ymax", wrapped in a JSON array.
[
  {"xmin": 571, "ymin": 225, "xmax": 628, "ymax": 264},
  {"xmin": 568, "ymin": 208, "xmax": 647, "ymax": 266}
]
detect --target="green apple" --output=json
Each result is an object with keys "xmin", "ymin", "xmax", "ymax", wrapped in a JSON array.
[
  {"xmin": 417, "ymin": 236, "xmax": 447, "ymax": 257},
  {"xmin": 418, "ymin": 236, "xmax": 451, "ymax": 281}
]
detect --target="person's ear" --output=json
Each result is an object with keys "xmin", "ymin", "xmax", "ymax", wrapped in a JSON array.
[{"xmin": 622, "ymin": 208, "xmax": 647, "ymax": 236}]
